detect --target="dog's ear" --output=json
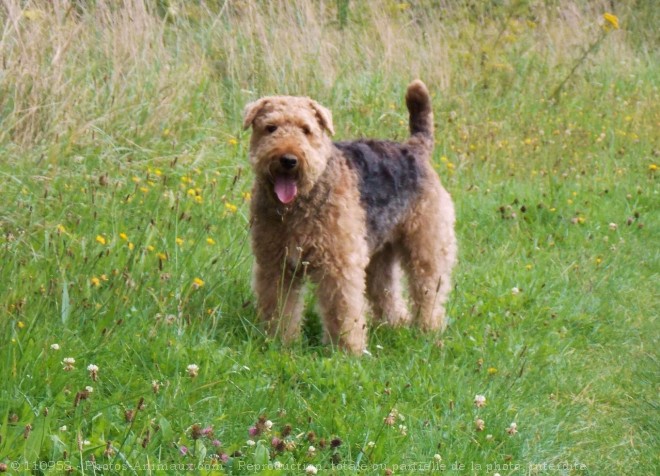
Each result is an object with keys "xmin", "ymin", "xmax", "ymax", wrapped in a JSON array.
[
  {"xmin": 309, "ymin": 100, "xmax": 335, "ymax": 136},
  {"xmin": 243, "ymin": 98, "xmax": 269, "ymax": 130}
]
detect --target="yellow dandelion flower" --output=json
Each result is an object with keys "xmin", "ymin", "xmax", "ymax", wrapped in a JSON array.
[
  {"xmin": 228, "ymin": 138, "xmax": 238, "ymax": 146},
  {"xmin": 157, "ymin": 252, "xmax": 168, "ymax": 261},
  {"xmin": 119, "ymin": 233, "xmax": 128, "ymax": 241},
  {"xmin": 175, "ymin": 237, "xmax": 184, "ymax": 246},
  {"xmin": 139, "ymin": 186, "xmax": 149, "ymax": 193},
  {"xmin": 487, "ymin": 367, "xmax": 498, "ymax": 375},
  {"xmin": 603, "ymin": 12, "xmax": 619, "ymax": 30},
  {"xmin": 56, "ymin": 224, "xmax": 67, "ymax": 234},
  {"xmin": 17, "ymin": 321, "xmax": 25, "ymax": 329},
  {"xmin": 206, "ymin": 238, "xmax": 216, "ymax": 245},
  {"xmin": 100, "ymin": 274, "xmax": 108, "ymax": 281},
  {"xmin": 649, "ymin": 164, "xmax": 657, "ymax": 172},
  {"xmin": 187, "ymin": 188, "xmax": 197, "ymax": 197},
  {"xmin": 192, "ymin": 277, "xmax": 205, "ymax": 289},
  {"xmin": 128, "ymin": 242, "xmax": 135, "ymax": 251},
  {"xmin": 91, "ymin": 277, "xmax": 101, "ymax": 287},
  {"xmin": 525, "ymin": 264, "xmax": 533, "ymax": 270},
  {"xmin": 242, "ymin": 191, "xmax": 252, "ymax": 201},
  {"xmin": 147, "ymin": 245, "xmax": 155, "ymax": 252},
  {"xmin": 225, "ymin": 202, "xmax": 238, "ymax": 213},
  {"xmin": 154, "ymin": 168, "xmax": 162, "ymax": 176},
  {"xmin": 131, "ymin": 176, "xmax": 141, "ymax": 183},
  {"xmin": 95, "ymin": 235, "xmax": 107, "ymax": 245},
  {"xmin": 194, "ymin": 195, "xmax": 203, "ymax": 204}
]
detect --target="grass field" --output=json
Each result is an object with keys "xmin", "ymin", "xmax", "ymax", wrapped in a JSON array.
[{"xmin": 1, "ymin": 1, "xmax": 658, "ymax": 474}]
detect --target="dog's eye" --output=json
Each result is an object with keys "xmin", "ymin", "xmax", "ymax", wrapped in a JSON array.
[
  {"xmin": 302, "ymin": 125, "xmax": 312, "ymax": 135},
  {"xmin": 265, "ymin": 124, "xmax": 278, "ymax": 134}
]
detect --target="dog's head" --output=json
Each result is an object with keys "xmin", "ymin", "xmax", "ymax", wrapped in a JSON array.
[{"xmin": 243, "ymin": 96, "xmax": 334, "ymax": 205}]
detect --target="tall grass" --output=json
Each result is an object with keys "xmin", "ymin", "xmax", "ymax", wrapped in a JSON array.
[{"xmin": 1, "ymin": 0, "xmax": 651, "ymax": 149}]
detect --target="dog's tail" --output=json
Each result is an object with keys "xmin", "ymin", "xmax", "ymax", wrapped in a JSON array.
[{"xmin": 405, "ymin": 79, "xmax": 434, "ymax": 152}]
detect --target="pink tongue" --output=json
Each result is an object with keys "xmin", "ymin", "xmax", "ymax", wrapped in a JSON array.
[{"xmin": 274, "ymin": 175, "xmax": 298, "ymax": 204}]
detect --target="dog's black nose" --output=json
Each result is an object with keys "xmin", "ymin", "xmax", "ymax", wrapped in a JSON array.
[{"xmin": 280, "ymin": 155, "xmax": 298, "ymax": 170}]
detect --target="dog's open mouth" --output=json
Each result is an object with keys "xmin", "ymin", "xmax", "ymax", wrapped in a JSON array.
[{"xmin": 273, "ymin": 173, "xmax": 298, "ymax": 204}]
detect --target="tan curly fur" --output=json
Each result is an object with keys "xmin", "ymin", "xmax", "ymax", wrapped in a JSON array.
[{"xmin": 244, "ymin": 80, "xmax": 457, "ymax": 355}]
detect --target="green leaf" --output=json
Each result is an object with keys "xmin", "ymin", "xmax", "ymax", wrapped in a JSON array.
[
  {"xmin": 254, "ymin": 440, "xmax": 269, "ymax": 466},
  {"xmin": 196, "ymin": 439, "xmax": 207, "ymax": 465},
  {"xmin": 159, "ymin": 416, "xmax": 173, "ymax": 442}
]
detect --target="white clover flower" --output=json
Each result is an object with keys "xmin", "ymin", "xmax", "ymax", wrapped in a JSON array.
[
  {"xmin": 59, "ymin": 425, "xmax": 67, "ymax": 432},
  {"xmin": 433, "ymin": 454, "xmax": 442, "ymax": 462},
  {"xmin": 305, "ymin": 465, "xmax": 318, "ymax": 475},
  {"xmin": 507, "ymin": 422, "xmax": 518, "ymax": 436},
  {"xmin": 474, "ymin": 418, "xmax": 485, "ymax": 431},
  {"xmin": 186, "ymin": 364, "xmax": 199, "ymax": 377},
  {"xmin": 511, "ymin": 287, "xmax": 520, "ymax": 295},
  {"xmin": 50, "ymin": 343, "xmax": 60, "ymax": 350},
  {"xmin": 87, "ymin": 364, "xmax": 99, "ymax": 380},
  {"xmin": 609, "ymin": 223, "xmax": 618, "ymax": 231},
  {"xmin": 62, "ymin": 357, "xmax": 76, "ymax": 371},
  {"xmin": 85, "ymin": 386, "xmax": 94, "ymax": 394},
  {"xmin": 246, "ymin": 439, "xmax": 255, "ymax": 446},
  {"xmin": 264, "ymin": 419, "xmax": 273, "ymax": 430},
  {"xmin": 474, "ymin": 394, "xmax": 486, "ymax": 408}
]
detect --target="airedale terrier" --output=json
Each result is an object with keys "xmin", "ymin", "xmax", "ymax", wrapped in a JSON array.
[{"xmin": 243, "ymin": 80, "xmax": 457, "ymax": 354}]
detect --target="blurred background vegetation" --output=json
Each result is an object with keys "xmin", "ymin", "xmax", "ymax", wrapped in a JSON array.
[{"xmin": 1, "ymin": 0, "xmax": 657, "ymax": 150}]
